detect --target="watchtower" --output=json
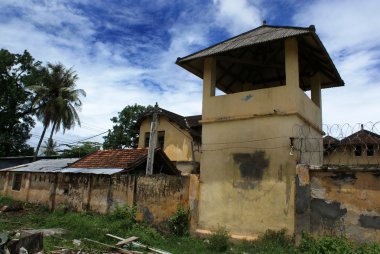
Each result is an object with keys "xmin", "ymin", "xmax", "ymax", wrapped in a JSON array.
[{"xmin": 177, "ymin": 24, "xmax": 343, "ymax": 237}]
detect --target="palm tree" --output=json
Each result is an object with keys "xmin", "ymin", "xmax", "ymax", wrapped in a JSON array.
[
  {"xmin": 31, "ymin": 63, "xmax": 86, "ymax": 161},
  {"xmin": 41, "ymin": 139, "xmax": 58, "ymax": 156}
]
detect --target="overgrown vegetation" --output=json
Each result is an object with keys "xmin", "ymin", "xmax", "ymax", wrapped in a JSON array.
[
  {"xmin": 208, "ymin": 227, "xmax": 230, "ymax": 252},
  {"xmin": 167, "ymin": 206, "xmax": 190, "ymax": 236},
  {"xmin": 1, "ymin": 196, "xmax": 380, "ymax": 254}
]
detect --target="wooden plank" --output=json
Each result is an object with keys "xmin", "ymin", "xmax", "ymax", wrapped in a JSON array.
[
  {"xmin": 116, "ymin": 236, "xmax": 139, "ymax": 246},
  {"xmin": 83, "ymin": 238, "xmax": 133, "ymax": 254}
]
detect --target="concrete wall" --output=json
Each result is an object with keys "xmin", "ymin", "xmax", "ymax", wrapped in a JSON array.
[
  {"xmin": 0, "ymin": 172, "xmax": 197, "ymax": 225},
  {"xmin": 197, "ymin": 37, "xmax": 323, "ymax": 238},
  {"xmin": 138, "ymin": 116, "xmax": 200, "ymax": 164},
  {"xmin": 324, "ymin": 147, "xmax": 380, "ymax": 165},
  {"xmin": 296, "ymin": 164, "xmax": 380, "ymax": 243}
]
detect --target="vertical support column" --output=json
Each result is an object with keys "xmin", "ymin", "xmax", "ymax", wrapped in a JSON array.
[
  {"xmin": 4, "ymin": 172, "xmax": 10, "ymax": 196},
  {"xmin": 146, "ymin": 103, "xmax": 159, "ymax": 175},
  {"xmin": 285, "ymin": 38, "xmax": 300, "ymax": 92},
  {"xmin": 202, "ymin": 57, "xmax": 216, "ymax": 115},
  {"xmin": 106, "ymin": 176, "xmax": 113, "ymax": 213},
  {"xmin": 83, "ymin": 174, "xmax": 92, "ymax": 211},
  {"xmin": 311, "ymin": 73, "xmax": 322, "ymax": 108},
  {"xmin": 49, "ymin": 174, "xmax": 58, "ymax": 211},
  {"xmin": 25, "ymin": 173, "xmax": 32, "ymax": 202}
]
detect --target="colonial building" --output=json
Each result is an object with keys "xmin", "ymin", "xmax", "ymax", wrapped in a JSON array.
[
  {"xmin": 324, "ymin": 126, "xmax": 380, "ymax": 165},
  {"xmin": 176, "ymin": 24, "xmax": 343, "ymax": 238},
  {"xmin": 137, "ymin": 108, "xmax": 201, "ymax": 174}
]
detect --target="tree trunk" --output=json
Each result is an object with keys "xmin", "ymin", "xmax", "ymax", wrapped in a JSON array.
[
  {"xmin": 47, "ymin": 122, "xmax": 57, "ymax": 156},
  {"xmin": 33, "ymin": 125, "xmax": 48, "ymax": 161}
]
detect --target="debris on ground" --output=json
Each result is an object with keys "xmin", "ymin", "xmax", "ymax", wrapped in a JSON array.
[
  {"xmin": 106, "ymin": 234, "xmax": 171, "ymax": 254},
  {"xmin": 0, "ymin": 231, "xmax": 43, "ymax": 254},
  {"xmin": 0, "ymin": 202, "xmax": 24, "ymax": 213},
  {"xmin": 20, "ymin": 228, "xmax": 67, "ymax": 237}
]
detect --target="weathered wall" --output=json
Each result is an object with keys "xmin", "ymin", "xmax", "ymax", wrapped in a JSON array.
[
  {"xmin": 324, "ymin": 148, "xmax": 380, "ymax": 165},
  {"xmin": 296, "ymin": 164, "xmax": 380, "ymax": 243},
  {"xmin": 0, "ymin": 172, "xmax": 195, "ymax": 225},
  {"xmin": 198, "ymin": 37, "xmax": 323, "ymax": 238},
  {"xmin": 135, "ymin": 176, "xmax": 189, "ymax": 224},
  {"xmin": 138, "ymin": 116, "xmax": 200, "ymax": 163}
]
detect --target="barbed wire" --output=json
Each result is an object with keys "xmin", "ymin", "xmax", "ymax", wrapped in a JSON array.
[
  {"xmin": 201, "ymin": 122, "xmax": 380, "ymax": 166},
  {"xmin": 292, "ymin": 122, "xmax": 380, "ymax": 166}
]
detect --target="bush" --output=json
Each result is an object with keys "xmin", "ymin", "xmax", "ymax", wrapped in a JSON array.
[
  {"xmin": 208, "ymin": 227, "xmax": 230, "ymax": 252},
  {"xmin": 109, "ymin": 204, "xmax": 136, "ymax": 226},
  {"xmin": 168, "ymin": 206, "xmax": 190, "ymax": 236},
  {"xmin": 298, "ymin": 233, "xmax": 380, "ymax": 254}
]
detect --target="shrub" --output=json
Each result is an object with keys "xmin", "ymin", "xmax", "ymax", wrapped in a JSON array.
[
  {"xmin": 208, "ymin": 227, "xmax": 230, "ymax": 252},
  {"xmin": 167, "ymin": 206, "xmax": 190, "ymax": 236},
  {"xmin": 109, "ymin": 204, "xmax": 136, "ymax": 226}
]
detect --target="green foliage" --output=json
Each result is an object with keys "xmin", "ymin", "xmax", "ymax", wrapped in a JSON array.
[
  {"xmin": 298, "ymin": 233, "xmax": 380, "ymax": 254},
  {"xmin": 168, "ymin": 206, "xmax": 190, "ymax": 236},
  {"xmin": 208, "ymin": 227, "xmax": 230, "ymax": 252},
  {"xmin": 30, "ymin": 62, "xmax": 86, "ymax": 158},
  {"xmin": 103, "ymin": 104, "xmax": 153, "ymax": 149},
  {"xmin": 41, "ymin": 139, "xmax": 58, "ymax": 156},
  {"xmin": 2, "ymin": 195, "xmax": 380, "ymax": 254},
  {"xmin": 60, "ymin": 141, "xmax": 101, "ymax": 158},
  {"xmin": 0, "ymin": 49, "xmax": 40, "ymax": 156},
  {"xmin": 109, "ymin": 204, "xmax": 137, "ymax": 227}
]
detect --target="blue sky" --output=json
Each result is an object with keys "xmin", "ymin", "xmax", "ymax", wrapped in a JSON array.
[{"xmin": 1, "ymin": 0, "xmax": 380, "ymax": 147}]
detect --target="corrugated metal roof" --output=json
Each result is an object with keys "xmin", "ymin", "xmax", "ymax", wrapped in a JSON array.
[
  {"xmin": 177, "ymin": 25, "xmax": 310, "ymax": 62},
  {"xmin": 62, "ymin": 168, "xmax": 125, "ymax": 175},
  {"xmin": 0, "ymin": 159, "xmax": 124, "ymax": 175},
  {"xmin": 0, "ymin": 159, "xmax": 78, "ymax": 173}
]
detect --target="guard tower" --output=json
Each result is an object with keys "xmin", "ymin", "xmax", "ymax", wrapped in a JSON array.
[{"xmin": 176, "ymin": 24, "xmax": 343, "ymax": 237}]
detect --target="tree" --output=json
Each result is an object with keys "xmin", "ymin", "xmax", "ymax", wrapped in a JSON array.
[
  {"xmin": 30, "ymin": 63, "xmax": 86, "ymax": 160},
  {"xmin": 0, "ymin": 49, "xmax": 41, "ymax": 157},
  {"xmin": 60, "ymin": 141, "xmax": 101, "ymax": 158},
  {"xmin": 103, "ymin": 104, "xmax": 153, "ymax": 149},
  {"xmin": 41, "ymin": 139, "xmax": 58, "ymax": 156}
]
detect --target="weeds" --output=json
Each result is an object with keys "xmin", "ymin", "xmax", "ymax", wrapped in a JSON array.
[
  {"xmin": 208, "ymin": 227, "xmax": 230, "ymax": 252},
  {"xmin": 167, "ymin": 206, "xmax": 190, "ymax": 236}
]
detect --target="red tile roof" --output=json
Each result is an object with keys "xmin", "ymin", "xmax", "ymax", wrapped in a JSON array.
[{"xmin": 69, "ymin": 149, "xmax": 148, "ymax": 169}]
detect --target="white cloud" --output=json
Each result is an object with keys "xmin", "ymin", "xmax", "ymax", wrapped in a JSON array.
[
  {"xmin": 213, "ymin": 0, "xmax": 262, "ymax": 35},
  {"xmin": 293, "ymin": 0, "xmax": 380, "ymax": 126}
]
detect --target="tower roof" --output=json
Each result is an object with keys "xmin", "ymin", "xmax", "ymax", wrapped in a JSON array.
[{"xmin": 176, "ymin": 24, "xmax": 344, "ymax": 93}]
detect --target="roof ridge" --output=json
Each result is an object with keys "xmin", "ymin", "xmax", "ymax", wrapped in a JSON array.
[{"xmin": 176, "ymin": 24, "xmax": 312, "ymax": 64}]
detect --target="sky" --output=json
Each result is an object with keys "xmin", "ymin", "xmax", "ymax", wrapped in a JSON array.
[{"xmin": 1, "ymin": 0, "xmax": 380, "ymax": 148}]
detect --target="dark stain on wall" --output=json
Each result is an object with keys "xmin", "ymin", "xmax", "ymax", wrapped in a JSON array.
[
  {"xmin": 311, "ymin": 198, "xmax": 347, "ymax": 230},
  {"xmin": 233, "ymin": 151, "xmax": 269, "ymax": 180},
  {"xmin": 296, "ymin": 177, "xmax": 310, "ymax": 215},
  {"xmin": 330, "ymin": 172, "xmax": 357, "ymax": 185},
  {"xmin": 295, "ymin": 177, "xmax": 311, "ymax": 235},
  {"xmin": 142, "ymin": 206, "xmax": 154, "ymax": 224},
  {"xmin": 359, "ymin": 215, "xmax": 380, "ymax": 230}
]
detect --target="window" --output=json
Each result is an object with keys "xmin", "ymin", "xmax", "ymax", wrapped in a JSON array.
[
  {"xmin": 354, "ymin": 145, "xmax": 362, "ymax": 157},
  {"xmin": 12, "ymin": 173, "xmax": 22, "ymax": 191},
  {"xmin": 157, "ymin": 131, "xmax": 165, "ymax": 150},
  {"xmin": 144, "ymin": 132, "xmax": 150, "ymax": 148},
  {"xmin": 367, "ymin": 145, "xmax": 374, "ymax": 156}
]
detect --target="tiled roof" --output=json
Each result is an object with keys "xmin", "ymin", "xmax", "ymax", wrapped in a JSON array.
[
  {"xmin": 340, "ymin": 129, "xmax": 380, "ymax": 145},
  {"xmin": 69, "ymin": 149, "xmax": 148, "ymax": 169},
  {"xmin": 177, "ymin": 25, "xmax": 311, "ymax": 62},
  {"xmin": 137, "ymin": 108, "xmax": 201, "ymax": 137},
  {"xmin": 184, "ymin": 115, "xmax": 202, "ymax": 128},
  {"xmin": 176, "ymin": 24, "xmax": 344, "ymax": 91}
]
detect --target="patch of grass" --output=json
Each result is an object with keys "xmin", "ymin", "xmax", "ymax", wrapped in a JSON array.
[{"xmin": 1, "ymin": 196, "xmax": 380, "ymax": 254}]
